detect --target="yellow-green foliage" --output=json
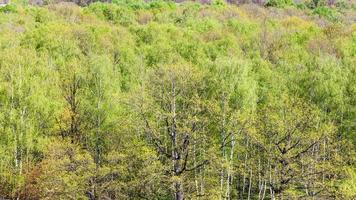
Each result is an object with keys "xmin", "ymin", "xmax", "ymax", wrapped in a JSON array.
[{"xmin": 0, "ymin": 1, "xmax": 354, "ymax": 199}]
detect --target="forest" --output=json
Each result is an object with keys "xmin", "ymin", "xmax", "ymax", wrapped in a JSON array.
[{"xmin": 0, "ymin": 0, "xmax": 355, "ymax": 199}]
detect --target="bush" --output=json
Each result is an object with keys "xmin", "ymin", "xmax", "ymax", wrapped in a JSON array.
[
  {"xmin": 26, "ymin": 7, "xmax": 54, "ymax": 23},
  {"xmin": 212, "ymin": 0, "xmax": 226, "ymax": 7},
  {"xmin": 266, "ymin": 0, "xmax": 294, "ymax": 8},
  {"xmin": 112, "ymin": 0, "xmax": 146, "ymax": 9},
  {"xmin": 86, "ymin": 3, "xmax": 135, "ymax": 25},
  {"xmin": 313, "ymin": 6, "xmax": 341, "ymax": 22},
  {"xmin": 147, "ymin": 0, "xmax": 176, "ymax": 10},
  {"xmin": 0, "ymin": 4, "xmax": 17, "ymax": 13}
]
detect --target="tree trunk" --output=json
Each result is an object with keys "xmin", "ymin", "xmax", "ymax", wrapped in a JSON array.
[
  {"xmin": 220, "ymin": 94, "xmax": 227, "ymax": 200},
  {"xmin": 269, "ymin": 162, "xmax": 275, "ymax": 200},
  {"xmin": 194, "ymin": 131, "xmax": 200, "ymax": 198},
  {"xmin": 258, "ymin": 159, "xmax": 262, "ymax": 200},
  {"xmin": 247, "ymin": 169, "xmax": 252, "ymax": 200},
  {"xmin": 171, "ymin": 80, "xmax": 184, "ymax": 200},
  {"xmin": 175, "ymin": 181, "xmax": 184, "ymax": 200},
  {"xmin": 226, "ymin": 134, "xmax": 235, "ymax": 200},
  {"xmin": 242, "ymin": 138, "xmax": 249, "ymax": 199}
]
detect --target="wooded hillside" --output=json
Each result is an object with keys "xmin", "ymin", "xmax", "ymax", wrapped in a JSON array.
[{"xmin": 0, "ymin": 0, "xmax": 355, "ymax": 199}]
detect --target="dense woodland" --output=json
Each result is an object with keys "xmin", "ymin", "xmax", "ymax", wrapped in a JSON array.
[{"xmin": 0, "ymin": 0, "xmax": 355, "ymax": 199}]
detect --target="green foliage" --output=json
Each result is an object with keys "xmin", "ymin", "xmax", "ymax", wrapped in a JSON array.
[
  {"xmin": 338, "ymin": 167, "xmax": 356, "ymax": 199},
  {"xmin": 111, "ymin": 0, "xmax": 176, "ymax": 10},
  {"xmin": 36, "ymin": 140, "xmax": 96, "ymax": 199},
  {"xmin": 212, "ymin": 0, "xmax": 226, "ymax": 7},
  {"xmin": 313, "ymin": 6, "xmax": 341, "ymax": 21},
  {"xmin": 266, "ymin": 0, "xmax": 294, "ymax": 8},
  {"xmin": 0, "ymin": 1, "xmax": 354, "ymax": 199},
  {"xmin": 86, "ymin": 3, "xmax": 136, "ymax": 26},
  {"xmin": 0, "ymin": 4, "xmax": 17, "ymax": 13}
]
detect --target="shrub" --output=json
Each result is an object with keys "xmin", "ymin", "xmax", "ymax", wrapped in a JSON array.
[
  {"xmin": 266, "ymin": 0, "xmax": 294, "ymax": 8},
  {"xmin": 26, "ymin": 7, "xmax": 54, "ymax": 23},
  {"xmin": 47, "ymin": 2, "xmax": 82, "ymax": 23},
  {"xmin": 313, "ymin": 6, "xmax": 341, "ymax": 22},
  {"xmin": 86, "ymin": 3, "xmax": 135, "ymax": 25},
  {"xmin": 212, "ymin": 0, "xmax": 226, "ymax": 7},
  {"xmin": 0, "ymin": 4, "xmax": 17, "ymax": 13},
  {"xmin": 147, "ymin": 0, "xmax": 176, "ymax": 10},
  {"xmin": 112, "ymin": 0, "xmax": 146, "ymax": 9}
]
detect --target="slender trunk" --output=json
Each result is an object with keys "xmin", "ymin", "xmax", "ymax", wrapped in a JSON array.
[
  {"xmin": 171, "ymin": 81, "xmax": 184, "ymax": 200},
  {"xmin": 220, "ymin": 95, "xmax": 227, "ymax": 200},
  {"xmin": 302, "ymin": 165, "xmax": 309, "ymax": 196},
  {"xmin": 261, "ymin": 159, "xmax": 269, "ymax": 200},
  {"xmin": 258, "ymin": 159, "xmax": 262, "ymax": 199},
  {"xmin": 16, "ymin": 65, "xmax": 24, "ymax": 200},
  {"xmin": 322, "ymin": 139, "xmax": 326, "ymax": 184},
  {"xmin": 242, "ymin": 139, "xmax": 249, "ymax": 199},
  {"xmin": 19, "ymin": 108, "xmax": 25, "ymax": 175},
  {"xmin": 262, "ymin": 179, "xmax": 267, "ymax": 200},
  {"xmin": 220, "ymin": 166, "xmax": 225, "ymax": 199},
  {"xmin": 194, "ymin": 131, "xmax": 199, "ymax": 198},
  {"xmin": 269, "ymin": 162, "xmax": 274, "ymax": 200},
  {"xmin": 10, "ymin": 78, "xmax": 18, "ymax": 170},
  {"xmin": 226, "ymin": 134, "xmax": 235, "ymax": 200},
  {"xmin": 247, "ymin": 169, "xmax": 252, "ymax": 200},
  {"xmin": 312, "ymin": 143, "xmax": 317, "ymax": 200},
  {"xmin": 200, "ymin": 130, "xmax": 206, "ymax": 196}
]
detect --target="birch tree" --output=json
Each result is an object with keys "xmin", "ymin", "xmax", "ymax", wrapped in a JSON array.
[{"xmin": 136, "ymin": 64, "xmax": 211, "ymax": 200}]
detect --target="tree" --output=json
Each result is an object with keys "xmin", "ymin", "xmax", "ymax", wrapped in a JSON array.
[
  {"xmin": 208, "ymin": 57, "xmax": 257, "ymax": 199},
  {"xmin": 36, "ymin": 139, "xmax": 96, "ymax": 200},
  {"xmin": 255, "ymin": 95, "xmax": 337, "ymax": 199},
  {"xmin": 135, "ymin": 63, "xmax": 211, "ymax": 200},
  {"xmin": 0, "ymin": 48, "xmax": 59, "ymax": 199}
]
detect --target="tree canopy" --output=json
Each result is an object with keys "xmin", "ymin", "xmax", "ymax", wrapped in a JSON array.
[{"xmin": 0, "ymin": 0, "xmax": 355, "ymax": 199}]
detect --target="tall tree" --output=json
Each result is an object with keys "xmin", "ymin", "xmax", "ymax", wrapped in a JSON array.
[
  {"xmin": 135, "ymin": 64, "xmax": 211, "ymax": 200},
  {"xmin": 255, "ymin": 95, "xmax": 337, "ymax": 199}
]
